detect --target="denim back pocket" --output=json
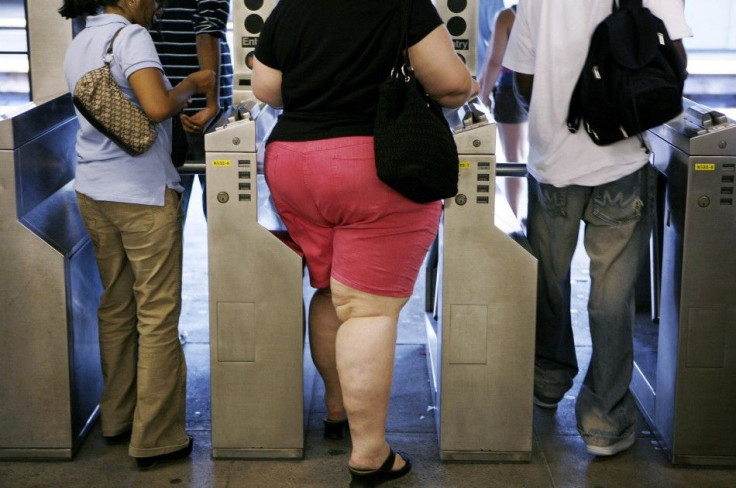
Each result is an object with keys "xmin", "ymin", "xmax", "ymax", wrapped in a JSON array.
[
  {"xmin": 589, "ymin": 166, "xmax": 647, "ymax": 226},
  {"xmin": 537, "ymin": 182, "xmax": 570, "ymax": 218}
]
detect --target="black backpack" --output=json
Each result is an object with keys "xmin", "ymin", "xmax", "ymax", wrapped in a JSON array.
[{"xmin": 566, "ymin": 0, "xmax": 687, "ymax": 147}]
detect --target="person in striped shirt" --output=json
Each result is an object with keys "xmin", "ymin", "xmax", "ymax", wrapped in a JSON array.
[{"xmin": 151, "ymin": 0, "xmax": 233, "ymax": 218}]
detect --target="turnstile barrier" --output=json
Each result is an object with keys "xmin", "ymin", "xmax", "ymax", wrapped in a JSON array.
[
  {"xmin": 0, "ymin": 96, "xmax": 102, "ymax": 460},
  {"xmin": 425, "ymin": 117, "xmax": 537, "ymax": 462},
  {"xmin": 632, "ymin": 99, "xmax": 736, "ymax": 466},
  {"xmin": 205, "ymin": 109, "xmax": 305, "ymax": 459},
  {"xmin": 206, "ymin": 103, "xmax": 536, "ymax": 462}
]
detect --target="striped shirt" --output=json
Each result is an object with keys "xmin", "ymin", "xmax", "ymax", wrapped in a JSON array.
[{"xmin": 151, "ymin": 0, "xmax": 233, "ymax": 114}]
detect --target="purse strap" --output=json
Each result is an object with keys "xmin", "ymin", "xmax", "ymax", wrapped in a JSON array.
[
  {"xmin": 389, "ymin": 0, "xmax": 413, "ymax": 79},
  {"xmin": 103, "ymin": 26, "xmax": 127, "ymax": 65}
]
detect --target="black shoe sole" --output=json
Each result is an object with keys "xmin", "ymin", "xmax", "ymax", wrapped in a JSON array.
[{"xmin": 136, "ymin": 435, "xmax": 194, "ymax": 470}]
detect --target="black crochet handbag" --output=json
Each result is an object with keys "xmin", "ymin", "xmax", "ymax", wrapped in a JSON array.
[
  {"xmin": 373, "ymin": 0, "xmax": 459, "ymax": 203},
  {"xmin": 73, "ymin": 26, "xmax": 158, "ymax": 156}
]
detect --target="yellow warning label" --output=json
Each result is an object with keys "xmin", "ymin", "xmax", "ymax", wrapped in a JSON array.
[
  {"xmin": 459, "ymin": 161, "xmax": 471, "ymax": 169},
  {"xmin": 212, "ymin": 160, "xmax": 231, "ymax": 167},
  {"xmin": 694, "ymin": 163, "xmax": 716, "ymax": 171}
]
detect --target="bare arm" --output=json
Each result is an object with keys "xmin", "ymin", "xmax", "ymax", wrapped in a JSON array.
[
  {"xmin": 479, "ymin": 9, "xmax": 514, "ymax": 107},
  {"xmin": 130, "ymin": 67, "xmax": 215, "ymax": 123},
  {"xmin": 409, "ymin": 25, "xmax": 479, "ymax": 108},
  {"xmin": 252, "ymin": 57, "xmax": 284, "ymax": 108},
  {"xmin": 252, "ymin": 24, "xmax": 480, "ymax": 110},
  {"xmin": 180, "ymin": 33, "xmax": 221, "ymax": 132}
]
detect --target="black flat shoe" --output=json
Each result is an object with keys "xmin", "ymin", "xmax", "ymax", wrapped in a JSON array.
[
  {"xmin": 323, "ymin": 417, "xmax": 349, "ymax": 440},
  {"xmin": 348, "ymin": 449, "xmax": 411, "ymax": 488},
  {"xmin": 135, "ymin": 435, "xmax": 194, "ymax": 470}
]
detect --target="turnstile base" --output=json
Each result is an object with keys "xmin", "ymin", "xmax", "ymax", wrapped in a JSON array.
[
  {"xmin": 633, "ymin": 364, "xmax": 736, "ymax": 466},
  {"xmin": 0, "ymin": 449, "xmax": 74, "ymax": 461},
  {"xmin": 668, "ymin": 455, "xmax": 736, "ymax": 467},
  {"xmin": 439, "ymin": 451, "xmax": 532, "ymax": 463},
  {"xmin": 0, "ymin": 405, "xmax": 98, "ymax": 461},
  {"xmin": 212, "ymin": 448, "xmax": 303, "ymax": 459}
]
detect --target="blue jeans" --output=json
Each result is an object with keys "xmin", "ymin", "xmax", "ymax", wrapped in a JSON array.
[{"xmin": 527, "ymin": 163, "xmax": 656, "ymax": 445}]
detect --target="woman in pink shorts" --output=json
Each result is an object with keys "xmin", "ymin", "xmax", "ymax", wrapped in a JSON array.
[{"xmin": 252, "ymin": 1, "xmax": 478, "ymax": 484}]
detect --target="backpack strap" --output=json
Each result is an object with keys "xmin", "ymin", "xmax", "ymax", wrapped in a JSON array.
[
  {"xmin": 617, "ymin": 0, "xmax": 643, "ymax": 9},
  {"xmin": 566, "ymin": 78, "xmax": 582, "ymax": 133}
]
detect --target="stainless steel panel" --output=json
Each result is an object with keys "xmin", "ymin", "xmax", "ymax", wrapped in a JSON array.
[
  {"xmin": 632, "ymin": 99, "xmax": 736, "ymax": 466},
  {"xmin": 68, "ymin": 239, "xmax": 103, "ymax": 439},
  {"xmin": 0, "ymin": 95, "xmax": 75, "ymax": 150},
  {"xmin": 426, "ymin": 121, "xmax": 537, "ymax": 461},
  {"xmin": 20, "ymin": 183, "xmax": 88, "ymax": 254},
  {"xmin": 648, "ymin": 99, "xmax": 736, "ymax": 157},
  {"xmin": 0, "ymin": 98, "xmax": 101, "ymax": 460},
  {"xmin": 206, "ymin": 114, "xmax": 304, "ymax": 459}
]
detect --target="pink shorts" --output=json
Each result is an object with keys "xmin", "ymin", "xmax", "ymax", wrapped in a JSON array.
[{"xmin": 265, "ymin": 136, "xmax": 441, "ymax": 297}]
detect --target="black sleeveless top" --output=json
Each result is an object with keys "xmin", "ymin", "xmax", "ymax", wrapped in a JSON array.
[{"xmin": 255, "ymin": 0, "xmax": 442, "ymax": 142}]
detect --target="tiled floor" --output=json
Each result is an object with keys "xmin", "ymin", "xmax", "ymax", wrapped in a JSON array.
[{"xmin": 0, "ymin": 183, "xmax": 734, "ymax": 488}]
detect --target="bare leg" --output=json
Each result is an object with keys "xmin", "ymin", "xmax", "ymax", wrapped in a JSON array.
[
  {"xmin": 308, "ymin": 287, "xmax": 346, "ymax": 420},
  {"xmin": 498, "ymin": 121, "xmax": 529, "ymax": 217},
  {"xmin": 330, "ymin": 278, "xmax": 408, "ymax": 472}
]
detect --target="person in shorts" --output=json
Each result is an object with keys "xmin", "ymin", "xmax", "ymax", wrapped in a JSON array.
[
  {"xmin": 479, "ymin": 4, "xmax": 529, "ymax": 217},
  {"xmin": 252, "ymin": 0, "xmax": 479, "ymax": 484}
]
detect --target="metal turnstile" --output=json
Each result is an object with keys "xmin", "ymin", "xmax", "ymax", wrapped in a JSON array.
[
  {"xmin": 631, "ymin": 99, "xmax": 736, "ymax": 465},
  {"xmin": 0, "ymin": 96, "xmax": 102, "ymax": 460},
  {"xmin": 205, "ymin": 107, "xmax": 306, "ymax": 459},
  {"xmin": 425, "ymin": 117, "xmax": 537, "ymax": 461}
]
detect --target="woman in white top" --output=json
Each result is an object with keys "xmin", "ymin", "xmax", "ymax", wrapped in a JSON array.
[{"xmin": 60, "ymin": 0, "xmax": 213, "ymax": 470}]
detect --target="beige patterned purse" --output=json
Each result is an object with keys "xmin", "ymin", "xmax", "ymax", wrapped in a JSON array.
[{"xmin": 73, "ymin": 27, "xmax": 158, "ymax": 156}]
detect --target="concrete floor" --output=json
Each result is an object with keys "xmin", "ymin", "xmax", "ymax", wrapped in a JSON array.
[{"xmin": 1, "ymin": 183, "xmax": 734, "ymax": 488}]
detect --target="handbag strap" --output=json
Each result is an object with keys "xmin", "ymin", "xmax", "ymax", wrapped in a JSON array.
[
  {"xmin": 391, "ymin": 0, "xmax": 413, "ymax": 73},
  {"xmin": 103, "ymin": 26, "xmax": 127, "ymax": 65}
]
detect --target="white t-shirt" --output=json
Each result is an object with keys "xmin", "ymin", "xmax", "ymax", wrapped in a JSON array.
[{"xmin": 503, "ymin": 0, "xmax": 693, "ymax": 187}]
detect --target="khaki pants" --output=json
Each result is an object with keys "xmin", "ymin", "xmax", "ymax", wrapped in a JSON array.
[{"xmin": 77, "ymin": 190, "xmax": 189, "ymax": 457}]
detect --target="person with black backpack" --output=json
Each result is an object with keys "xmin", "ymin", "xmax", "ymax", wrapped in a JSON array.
[{"xmin": 503, "ymin": 0, "xmax": 691, "ymax": 457}]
